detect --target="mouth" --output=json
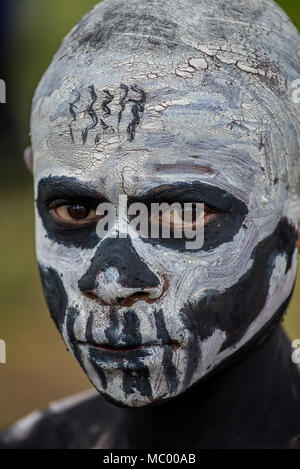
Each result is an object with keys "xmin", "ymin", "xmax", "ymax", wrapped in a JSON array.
[{"xmin": 76, "ymin": 340, "xmax": 179, "ymax": 371}]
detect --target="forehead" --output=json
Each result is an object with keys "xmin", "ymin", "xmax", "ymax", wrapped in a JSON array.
[
  {"xmin": 32, "ymin": 50, "xmax": 296, "ymax": 215},
  {"xmin": 32, "ymin": 65, "xmax": 273, "ymax": 202}
]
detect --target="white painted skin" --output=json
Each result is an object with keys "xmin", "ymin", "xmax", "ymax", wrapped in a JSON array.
[{"xmin": 31, "ymin": 0, "xmax": 300, "ymax": 407}]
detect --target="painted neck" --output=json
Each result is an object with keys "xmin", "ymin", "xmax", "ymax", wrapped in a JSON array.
[{"xmin": 114, "ymin": 325, "xmax": 300, "ymax": 449}]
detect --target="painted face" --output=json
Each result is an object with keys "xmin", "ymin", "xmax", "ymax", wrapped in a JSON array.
[{"xmin": 31, "ymin": 0, "xmax": 300, "ymax": 407}]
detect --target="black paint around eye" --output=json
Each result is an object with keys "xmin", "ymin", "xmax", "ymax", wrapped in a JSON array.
[
  {"xmin": 37, "ymin": 176, "xmax": 104, "ymax": 249},
  {"xmin": 37, "ymin": 177, "xmax": 248, "ymax": 252},
  {"xmin": 130, "ymin": 181, "xmax": 248, "ymax": 252}
]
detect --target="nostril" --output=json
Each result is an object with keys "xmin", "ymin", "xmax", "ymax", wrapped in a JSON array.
[
  {"xmin": 117, "ymin": 292, "xmax": 150, "ymax": 303},
  {"xmin": 114, "ymin": 290, "xmax": 155, "ymax": 307}
]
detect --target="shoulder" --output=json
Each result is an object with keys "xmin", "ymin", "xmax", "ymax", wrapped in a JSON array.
[{"xmin": 0, "ymin": 389, "xmax": 112, "ymax": 449}]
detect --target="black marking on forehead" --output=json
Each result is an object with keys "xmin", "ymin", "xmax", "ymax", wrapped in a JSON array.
[
  {"xmin": 37, "ymin": 176, "xmax": 103, "ymax": 249},
  {"xmin": 131, "ymin": 181, "xmax": 248, "ymax": 252},
  {"xmin": 78, "ymin": 237, "xmax": 160, "ymax": 292},
  {"xmin": 180, "ymin": 217, "xmax": 298, "ymax": 358},
  {"xmin": 118, "ymin": 84, "xmax": 129, "ymax": 128},
  {"xmin": 68, "ymin": 91, "xmax": 80, "ymax": 143},
  {"xmin": 117, "ymin": 84, "xmax": 146, "ymax": 142},
  {"xmin": 102, "ymin": 89, "xmax": 114, "ymax": 116},
  {"xmin": 126, "ymin": 85, "xmax": 146, "ymax": 142},
  {"xmin": 82, "ymin": 85, "xmax": 98, "ymax": 144},
  {"xmin": 154, "ymin": 310, "xmax": 178, "ymax": 393},
  {"xmin": 38, "ymin": 264, "xmax": 67, "ymax": 333},
  {"xmin": 67, "ymin": 83, "xmax": 145, "ymax": 144}
]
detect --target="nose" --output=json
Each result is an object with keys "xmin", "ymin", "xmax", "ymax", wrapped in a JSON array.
[{"xmin": 78, "ymin": 237, "xmax": 162, "ymax": 306}]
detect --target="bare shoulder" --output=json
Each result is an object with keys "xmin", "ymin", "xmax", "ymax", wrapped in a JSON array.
[{"xmin": 0, "ymin": 389, "xmax": 114, "ymax": 449}]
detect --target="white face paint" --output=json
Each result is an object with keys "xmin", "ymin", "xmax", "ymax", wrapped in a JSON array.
[{"xmin": 31, "ymin": 0, "xmax": 300, "ymax": 407}]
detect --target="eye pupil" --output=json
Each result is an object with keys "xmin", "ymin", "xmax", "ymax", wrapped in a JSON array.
[{"xmin": 67, "ymin": 204, "xmax": 89, "ymax": 220}]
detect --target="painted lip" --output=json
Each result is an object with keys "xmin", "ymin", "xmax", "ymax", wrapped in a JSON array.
[{"xmin": 77, "ymin": 341, "xmax": 179, "ymax": 371}]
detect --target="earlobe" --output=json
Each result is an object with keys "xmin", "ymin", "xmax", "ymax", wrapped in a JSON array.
[{"xmin": 24, "ymin": 146, "xmax": 33, "ymax": 173}]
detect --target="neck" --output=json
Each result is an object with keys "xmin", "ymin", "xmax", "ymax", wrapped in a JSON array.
[{"xmin": 113, "ymin": 325, "xmax": 300, "ymax": 449}]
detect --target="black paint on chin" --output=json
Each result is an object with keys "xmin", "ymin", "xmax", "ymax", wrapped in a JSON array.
[
  {"xmin": 122, "ymin": 367, "xmax": 153, "ymax": 399},
  {"xmin": 180, "ymin": 217, "xmax": 298, "ymax": 387}
]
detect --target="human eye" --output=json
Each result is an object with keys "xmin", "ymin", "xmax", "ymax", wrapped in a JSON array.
[{"xmin": 49, "ymin": 200, "xmax": 98, "ymax": 226}]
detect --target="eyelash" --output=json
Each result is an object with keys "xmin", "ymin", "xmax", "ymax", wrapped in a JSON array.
[{"xmin": 48, "ymin": 200, "xmax": 98, "ymax": 224}]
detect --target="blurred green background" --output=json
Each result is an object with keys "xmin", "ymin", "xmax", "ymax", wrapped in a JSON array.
[{"xmin": 0, "ymin": 0, "xmax": 300, "ymax": 431}]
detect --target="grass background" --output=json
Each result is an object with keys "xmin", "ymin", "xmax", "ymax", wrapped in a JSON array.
[{"xmin": 0, "ymin": 0, "xmax": 300, "ymax": 431}]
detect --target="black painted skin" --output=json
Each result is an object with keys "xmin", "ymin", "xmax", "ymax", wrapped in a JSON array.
[
  {"xmin": 36, "ymin": 173, "xmax": 298, "ymax": 404},
  {"xmin": 1, "ymin": 322, "xmax": 300, "ymax": 449},
  {"xmin": 2, "ymin": 0, "xmax": 299, "ymax": 449},
  {"xmin": 1, "ymin": 206, "xmax": 299, "ymax": 447},
  {"xmin": 0, "ymin": 172, "xmax": 296, "ymax": 447}
]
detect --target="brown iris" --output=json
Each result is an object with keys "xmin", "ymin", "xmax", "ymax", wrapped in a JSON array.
[
  {"xmin": 67, "ymin": 204, "xmax": 90, "ymax": 220},
  {"xmin": 51, "ymin": 204, "xmax": 98, "ymax": 225}
]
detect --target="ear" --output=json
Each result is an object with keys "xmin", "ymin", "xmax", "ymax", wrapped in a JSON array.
[
  {"xmin": 297, "ymin": 231, "xmax": 300, "ymax": 251},
  {"xmin": 24, "ymin": 146, "xmax": 33, "ymax": 173}
]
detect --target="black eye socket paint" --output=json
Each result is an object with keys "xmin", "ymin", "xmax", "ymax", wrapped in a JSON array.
[
  {"xmin": 37, "ymin": 177, "xmax": 247, "ymax": 252},
  {"xmin": 37, "ymin": 176, "xmax": 106, "ymax": 249},
  {"xmin": 130, "ymin": 181, "xmax": 248, "ymax": 252},
  {"xmin": 37, "ymin": 178, "xmax": 248, "ymax": 252}
]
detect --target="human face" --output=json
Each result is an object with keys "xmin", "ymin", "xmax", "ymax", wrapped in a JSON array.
[{"xmin": 33, "ymin": 73, "xmax": 298, "ymax": 407}]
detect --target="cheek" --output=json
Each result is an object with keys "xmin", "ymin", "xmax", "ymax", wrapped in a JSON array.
[
  {"xmin": 180, "ymin": 217, "xmax": 298, "ymax": 355},
  {"xmin": 39, "ymin": 265, "xmax": 68, "ymax": 333}
]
